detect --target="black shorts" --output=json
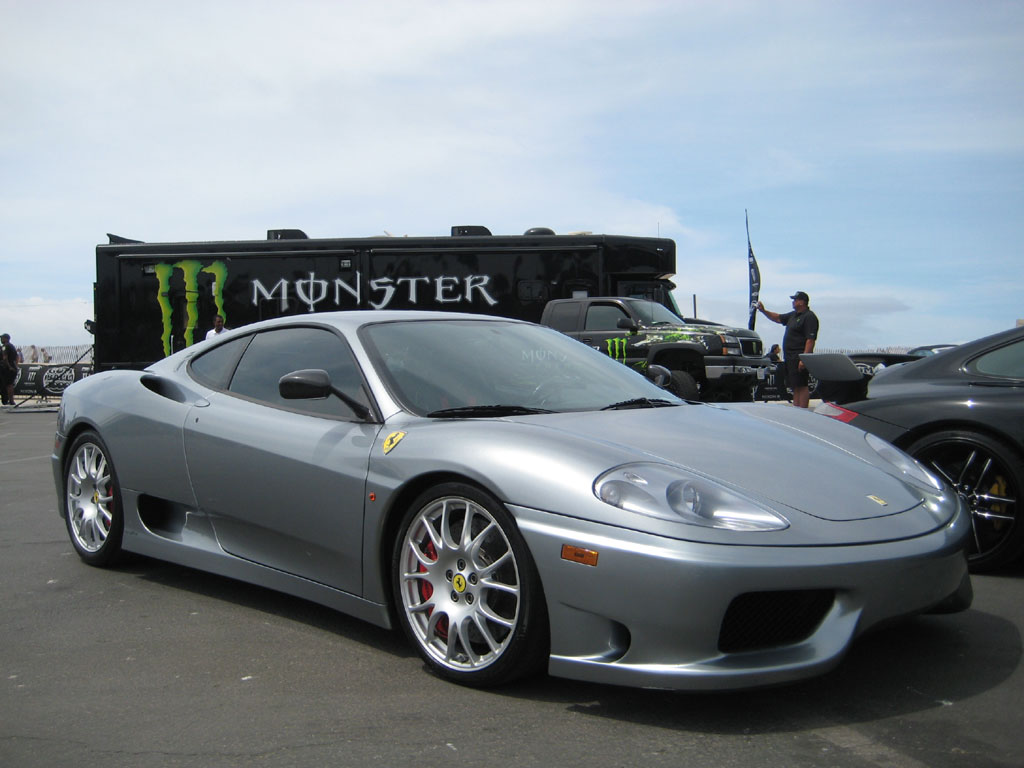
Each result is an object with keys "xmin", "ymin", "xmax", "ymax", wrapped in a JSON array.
[{"xmin": 785, "ymin": 355, "xmax": 809, "ymax": 389}]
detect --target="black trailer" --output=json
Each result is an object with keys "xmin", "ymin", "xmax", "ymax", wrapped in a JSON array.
[{"xmin": 93, "ymin": 226, "xmax": 679, "ymax": 370}]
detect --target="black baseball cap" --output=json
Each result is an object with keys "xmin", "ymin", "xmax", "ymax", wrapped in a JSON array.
[{"xmin": 790, "ymin": 291, "xmax": 810, "ymax": 302}]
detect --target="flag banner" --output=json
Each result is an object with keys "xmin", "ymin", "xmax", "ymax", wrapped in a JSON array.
[{"xmin": 746, "ymin": 211, "xmax": 760, "ymax": 330}]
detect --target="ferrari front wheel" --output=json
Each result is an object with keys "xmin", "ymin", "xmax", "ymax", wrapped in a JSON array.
[
  {"xmin": 392, "ymin": 483, "xmax": 548, "ymax": 686},
  {"xmin": 63, "ymin": 431, "xmax": 124, "ymax": 566}
]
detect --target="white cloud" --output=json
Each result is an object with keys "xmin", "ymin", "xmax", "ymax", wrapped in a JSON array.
[
  {"xmin": 1, "ymin": 0, "xmax": 1022, "ymax": 350},
  {"xmin": 0, "ymin": 298, "xmax": 93, "ymax": 347}
]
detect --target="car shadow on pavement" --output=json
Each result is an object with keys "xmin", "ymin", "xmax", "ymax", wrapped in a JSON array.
[
  {"xmin": 504, "ymin": 607, "xmax": 1020, "ymax": 732},
  {"xmin": 106, "ymin": 552, "xmax": 1020, "ymax": 731},
  {"xmin": 111, "ymin": 553, "xmax": 415, "ymax": 659}
]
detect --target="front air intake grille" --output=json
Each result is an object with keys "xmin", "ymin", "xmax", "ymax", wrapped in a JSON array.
[
  {"xmin": 740, "ymin": 338, "xmax": 763, "ymax": 357},
  {"xmin": 718, "ymin": 590, "xmax": 835, "ymax": 653}
]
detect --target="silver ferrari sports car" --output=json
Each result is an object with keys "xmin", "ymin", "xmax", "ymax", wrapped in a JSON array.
[{"xmin": 54, "ymin": 312, "xmax": 972, "ymax": 690}]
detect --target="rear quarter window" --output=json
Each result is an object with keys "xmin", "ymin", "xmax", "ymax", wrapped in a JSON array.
[{"xmin": 969, "ymin": 338, "xmax": 1024, "ymax": 379}]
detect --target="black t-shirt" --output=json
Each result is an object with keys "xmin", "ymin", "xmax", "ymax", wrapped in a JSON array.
[
  {"xmin": 779, "ymin": 309, "xmax": 819, "ymax": 355},
  {"xmin": 1, "ymin": 342, "xmax": 17, "ymax": 370}
]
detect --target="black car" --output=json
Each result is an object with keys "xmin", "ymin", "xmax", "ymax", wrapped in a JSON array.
[{"xmin": 814, "ymin": 326, "xmax": 1024, "ymax": 572}]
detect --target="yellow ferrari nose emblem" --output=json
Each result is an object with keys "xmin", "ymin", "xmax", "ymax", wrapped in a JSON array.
[
  {"xmin": 452, "ymin": 574, "xmax": 467, "ymax": 593},
  {"xmin": 867, "ymin": 495, "xmax": 888, "ymax": 507},
  {"xmin": 382, "ymin": 431, "xmax": 407, "ymax": 455}
]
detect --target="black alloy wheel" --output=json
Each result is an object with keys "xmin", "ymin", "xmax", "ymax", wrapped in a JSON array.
[{"xmin": 908, "ymin": 430, "xmax": 1024, "ymax": 572}]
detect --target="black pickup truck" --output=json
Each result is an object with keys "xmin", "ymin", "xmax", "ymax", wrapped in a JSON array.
[{"xmin": 541, "ymin": 297, "xmax": 770, "ymax": 402}]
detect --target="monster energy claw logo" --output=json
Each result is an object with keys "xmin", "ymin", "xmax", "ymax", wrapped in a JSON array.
[
  {"xmin": 605, "ymin": 337, "xmax": 628, "ymax": 362},
  {"xmin": 156, "ymin": 260, "xmax": 228, "ymax": 357}
]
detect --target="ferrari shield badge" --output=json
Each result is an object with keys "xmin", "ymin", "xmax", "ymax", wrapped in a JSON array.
[
  {"xmin": 382, "ymin": 431, "xmax": 407, "ymax": 455},
  {"xmin": 867, "ymin": 495, "xmax": 888, "ymax": 507}
]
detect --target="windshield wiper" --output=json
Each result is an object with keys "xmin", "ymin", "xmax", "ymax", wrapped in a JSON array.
[
  {"xmin": 601, "ymin": 398, "xmax": 677, "ymax": 410},
  {"xmin": 426, "ymin": 404, "xmax": 555, "ymax": 418}
]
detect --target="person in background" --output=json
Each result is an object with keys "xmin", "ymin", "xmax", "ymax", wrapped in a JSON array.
[
  {"xmin": 757, "ymin": 291, "xmax": 819, "ymax": 408},
  {"xmin": 205, "ymin": 315, "xmax": 229, "ymax": 341},
  {"xmin": 766, "ymin": 343, "xmax": 787, "ymax": 402},
  {"xmin": 1, "ymin": 333, "xmax": 19, "ymax": 405}
]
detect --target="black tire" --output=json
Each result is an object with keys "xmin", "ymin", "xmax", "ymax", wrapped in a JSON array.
[
  {"xmin": 391, "ymin": 482, "xmax": 548, "ymax": 687},
  {"xmin": 907, "ymin": 430, "xmax": 1024, "ymax": 572},
  {"xmin": 63, "ymin": 431, "xmax": 124, "ymax": 567},
  {"xmin": 667, "ymin": 370, "xmax": 700, "ymax": 400}
]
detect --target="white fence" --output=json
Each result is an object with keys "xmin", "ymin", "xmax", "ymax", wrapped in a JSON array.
[{"xmin": 15, "ymin": 344, "xmax": 92, "ymax": 364}]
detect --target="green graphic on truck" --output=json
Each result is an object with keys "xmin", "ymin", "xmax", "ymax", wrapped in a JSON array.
[
  {"xmin": 606, "ymin": 337, "xmax": 629, "ymax": 361},
  {"xmin": 155, "ymin": 260, "xmax": 227, "ymax": 357}
]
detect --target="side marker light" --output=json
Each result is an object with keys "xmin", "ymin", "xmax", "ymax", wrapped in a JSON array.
[{"xmin": 561, "ymin": 544, "xmax": 599, "ymax": 567}]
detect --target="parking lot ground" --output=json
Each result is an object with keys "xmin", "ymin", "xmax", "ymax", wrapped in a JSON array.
[{"xmin": 2, "ymin": 410, "xmax": 1022, "ymax": 768}]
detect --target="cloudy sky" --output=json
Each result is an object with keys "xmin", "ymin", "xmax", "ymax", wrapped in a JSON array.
[{"xmin": 2, "ymin": 0, "xmax": 1022, "ymax": 352}]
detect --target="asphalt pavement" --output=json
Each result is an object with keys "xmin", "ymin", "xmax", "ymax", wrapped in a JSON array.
[{"xmin": 2, "ymin": 409, "xmax": 1022, "ymax": 768}]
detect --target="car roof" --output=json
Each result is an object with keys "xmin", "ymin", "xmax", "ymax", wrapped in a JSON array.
[{"xmin": 238, "ymin": 310, "xmax": 528, "ymax": 334}]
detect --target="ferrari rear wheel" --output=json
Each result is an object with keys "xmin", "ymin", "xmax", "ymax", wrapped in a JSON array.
[
  {"xmin": 64, "ymin": 431, "xmax": 124, "ymax": 567},
  {"xmin": 392, "ymin": 483, "xmax": 548, "ymax": 686},
  {"xmin": 907, "ymin": 430, "xmax": 1023, "ymax": 572}
]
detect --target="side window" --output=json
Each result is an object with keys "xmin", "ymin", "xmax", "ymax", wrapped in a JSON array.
[
  {"xmin": 585, "ymin": 304, "xmax": 629, "ymax": 331},
  {"xmin": 546, "ymin": 302, "xmax": 581, "ymax": 332},
  {"xmin": 229, "ymin": 327, "xmax": 371, "ymax": 418},
  {"xmin": 970, "ymin": 339, "xmax": 1024, "ymax": 379},
  {"xmin": 189, "ymin": 335, "xmax": 251, "ymax": 389}
]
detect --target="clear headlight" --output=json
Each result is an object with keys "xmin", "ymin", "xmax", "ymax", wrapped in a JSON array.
[
  {"xmin": 865, "ymin": 433, "xmax": 944, "ymax": 493},
  {"xmin": 594, "ymin": 463, "xmax": 789, "ymax": 531}
]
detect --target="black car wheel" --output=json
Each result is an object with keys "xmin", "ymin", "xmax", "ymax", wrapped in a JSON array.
[
  {"xmin": 392, "ymin": 483, "xmax": 548, "ymax": 686},
  {"xmin": 63, "ymin": 431, "xmax": 124, "ymax": 567},
  {"xmin": 668, "ymin": 370, "xmax": 699, "ymax": 400},
  {"xmin": 907, "ymin": 430, "xmax": 1024, "ymax": 572}
]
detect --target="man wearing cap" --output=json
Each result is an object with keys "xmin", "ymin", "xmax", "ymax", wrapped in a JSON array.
[{"xmin": 757, "ymin": 292, "xmax": 819, "ymax": 408}]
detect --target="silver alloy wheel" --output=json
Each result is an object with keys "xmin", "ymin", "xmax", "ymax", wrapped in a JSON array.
[
  {"xmin": 66, "ymin": 441, "xmax": 115, "ymax": 553},
  {"xmin": 398, "ymin": 495, "xmax": 521, "ymax": 673}
]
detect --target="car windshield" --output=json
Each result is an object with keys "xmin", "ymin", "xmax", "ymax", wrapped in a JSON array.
[
  {"xmin": 623, "ymin": 300, "xmax": 686, "ymax": 326},
  {"xmin": 360, "ymin": 318, "xmax": 683, "ymax": 415}
]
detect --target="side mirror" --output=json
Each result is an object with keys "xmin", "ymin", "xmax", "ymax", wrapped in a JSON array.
[
  {"xmin": 279, "ymin": 368, "xmax": 332, "ymax": 400},
  {"xmin": 279, "ymin": 368, "xmax": 372, "ymax": 420},
  {"xmin": 616, "ymin": 317, "xmax": 640, "ymax": 334},
  {"xmin": 646, "ymin": 364, "xmax": 671, "ymax": 388}
]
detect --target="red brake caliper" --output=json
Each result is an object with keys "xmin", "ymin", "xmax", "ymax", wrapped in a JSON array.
[{"xmin": 419, "ymin": 539, "xmax": 449, "ymax": 640}]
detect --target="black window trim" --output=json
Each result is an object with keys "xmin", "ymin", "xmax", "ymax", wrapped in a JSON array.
[{"xmin": 186, "ymin": 322, "xmax": 382, "ymax": 422}]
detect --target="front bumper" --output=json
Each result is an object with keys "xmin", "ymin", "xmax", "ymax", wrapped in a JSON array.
[
  {"xmin": 704, "ymin": 356, "xmax": 771, "ymax": 384},
  {"xmin": 513, "ymin": 501, "xmax": 971, "ymax": 690}
]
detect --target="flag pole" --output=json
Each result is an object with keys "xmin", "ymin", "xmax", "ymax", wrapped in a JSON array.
[{"xmin": 746, "ymin": 210, "xmax": 761, "ymax": 331}]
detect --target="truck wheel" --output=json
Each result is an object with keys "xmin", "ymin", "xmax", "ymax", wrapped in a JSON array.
[
  {"xmin": 668, "ymin": 370, "xmax": 700, "ymax": 400},
  {"xmin": 730, "ymin": 386, "xmax": 755, "ymax": 403}
]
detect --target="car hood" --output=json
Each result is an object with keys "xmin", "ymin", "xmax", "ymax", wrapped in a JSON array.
[
  {"xmin": 539, "ymin": 404, "xmax": 925, "ymax": 522},
  {"xmin": 380, "ymin": 402, "xmax": 957, "ymax": 547}
]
